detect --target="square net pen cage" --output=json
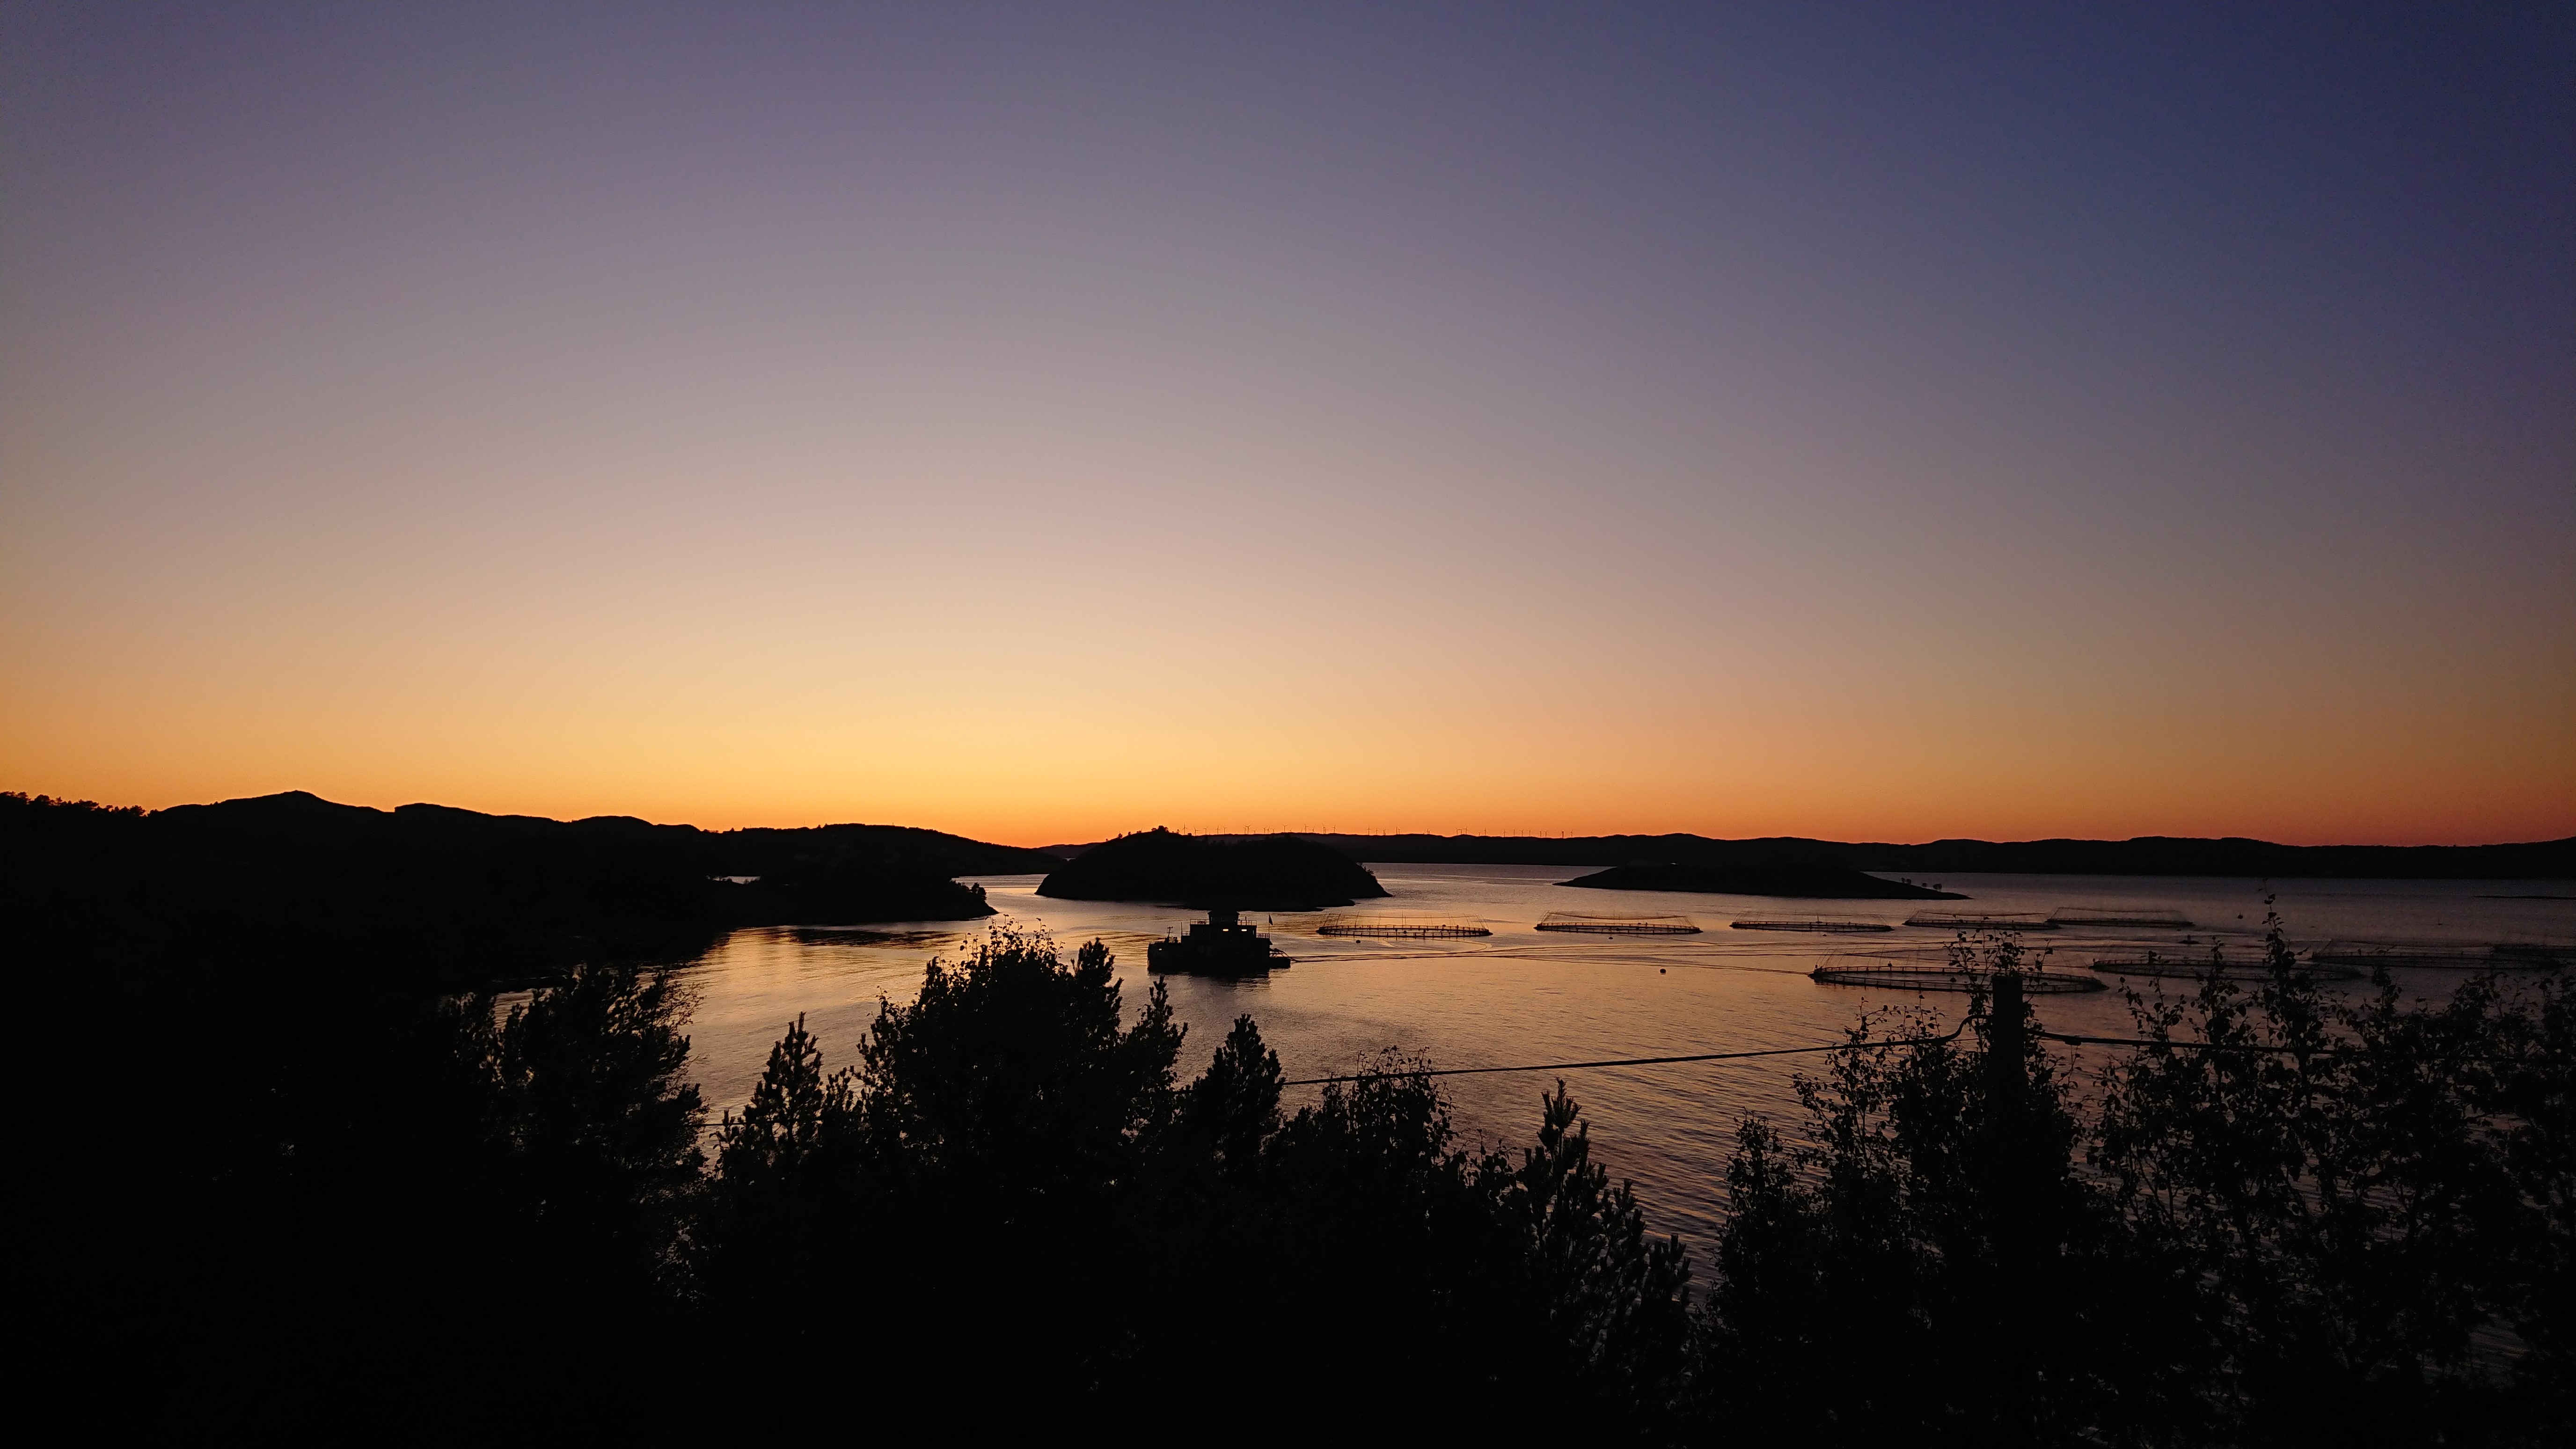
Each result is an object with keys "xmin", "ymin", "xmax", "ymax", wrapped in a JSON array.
[
  {"xmin": 1312, "ymin": 917, "xmax": 1493, "ymax": 938},
  {"xmin": 1535, "ymin": 912, "xmax": 1701, "ymax": 935},
  {"xmin": 1731, "ymin": 915, "xmax": 1896, "ymax": 933}
]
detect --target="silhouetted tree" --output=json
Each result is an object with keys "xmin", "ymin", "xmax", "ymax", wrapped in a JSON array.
[
  {"xmin": 714, "ymin": 1013, "xmax": 856, "ymax": 1191},
  {"xmin": 1481, "ymin": 1082, "xmax": 1695, "ymax": 1439},
  {"xmin": 471, "ymin": 965, "xmax": 706, "ymax": 1296},
  {"xmin": 1697, "ymin": 938, "xmax": 2202, "ymax": 1447}
]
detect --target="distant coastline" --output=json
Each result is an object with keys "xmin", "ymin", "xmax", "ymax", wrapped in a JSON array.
[
  {"xmin": 1558, "ymin": 864, "xmax": 1963, "ymax": 900},
  {"xmin": 1043, "ymin": 832, "xmax": 2576, "ymax": 881}
]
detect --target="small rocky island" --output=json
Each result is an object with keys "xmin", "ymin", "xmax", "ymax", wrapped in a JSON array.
[
  {"xmin": 1558, "ymin": 863, "xmax": 1963, "ymax": 900},
  {"xmin": 1038, "ymin": 827, "xmax": 1388, "ymax": 909}
]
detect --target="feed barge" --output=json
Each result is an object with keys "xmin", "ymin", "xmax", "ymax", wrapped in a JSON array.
[{"xmin": 1148, "ymin": 907, "xmax": 1291, "ymax": 976}]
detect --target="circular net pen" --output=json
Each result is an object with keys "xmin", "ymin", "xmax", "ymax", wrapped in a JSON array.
[
  {"xmin": 1812, "ymin": 963, "xmax": 2106, "ymax": 993},
  {"xmin": 1905, "ymin": 911, "xmax": 2057, "ymax": 930},
  {"xmin": 1313, "ymin": 918, "xmax": 1492, "ymax": 938},
  {"xmin": 2091, "ymin": 952, "xmax": 2363, "ymax": 982},
  {"xmin": 2308, "ymin": 945, "xmax": 2571, "ymax": 973},
  {"xmin": 2051, "ymin": 907, "xmax": 2196, "ymax": 929},
  {"xmin": 1536, "ymin": 912, "xmax": 1701, "ymax": 936}
]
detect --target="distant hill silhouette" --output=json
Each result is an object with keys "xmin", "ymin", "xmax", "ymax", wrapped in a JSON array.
[
  {"xmin": 1559, "ymin": 864, "xmax": 1964, "ymax": 899},
  {"xmin": 1195, "ymin": 832, "xmax": 2576, "ymax": 880},
  {"xmin": 1036, "ymin": 827, "xmax": 1389, "ymax": 909},
  {"xmin": 706, "ymin": 820, "xmax": 1059, "ymax": 878},
  {"xmin": 3, "ymin": 790, "xmax": 1048, "ymax": 988}
]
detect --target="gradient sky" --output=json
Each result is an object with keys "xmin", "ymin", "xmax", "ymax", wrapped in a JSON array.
[{"xmin": 4, "ymin": 3, "xmax": 2570, "ymax": 846}]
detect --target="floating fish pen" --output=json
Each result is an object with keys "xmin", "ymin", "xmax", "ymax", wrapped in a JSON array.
[
  {"xmin": 1313, "ymin": 918, "xmax": 1492, "ymax": 938},
  {"xmin": 1731, "ymin": 915, "xmax": 1896, "ymax": 933},
  {"xmin": 2051, "ymin": 907, "xmax": 2195, "ymax": 929},
  {"xmin": 1536, "ymin": 912, "xmax": 1701, "ymax": 936},
  {"xmin": 2091, "ymin": 952, "xmax": 2363, "ymax": 982},
  {"xmin": 2307, "ymin": 945, "xmax": 2570, "ymax": 973},
  {"xmin": 1904, "ymin": 911, "xmax": 2057, "ymax": 930},
  {"xmin": 1811, "ymin": 964, "xmax": 2106, "ymax": 993}
]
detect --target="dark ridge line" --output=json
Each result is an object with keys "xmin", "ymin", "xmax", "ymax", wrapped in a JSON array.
[{"xmin": 1041, "ymin": 831, "xmax": 2576, "ymax": 880}]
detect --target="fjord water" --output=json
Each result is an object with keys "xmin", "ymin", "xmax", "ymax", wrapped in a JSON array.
[{"xmin": 677, "ymin": 866, "xmax": 2574, "ymax": 1253}]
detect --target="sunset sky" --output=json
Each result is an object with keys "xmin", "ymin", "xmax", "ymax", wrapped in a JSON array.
[{"xmin": 3, "ymin": 3, "xmax": 2569, "ymax": 847}]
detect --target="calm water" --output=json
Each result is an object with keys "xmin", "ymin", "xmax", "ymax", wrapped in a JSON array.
[{"xmin": 675, "ymin": 866, "xmax": 2574, "ymax": 1255}]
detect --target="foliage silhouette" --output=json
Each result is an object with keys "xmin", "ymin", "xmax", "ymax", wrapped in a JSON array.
[
  {"xmin": 692, "ymin": 930, "xmax": 1691, "ymax": 1438},
  {"xmin": 2088, "ymin": 904, "xmax": 2573, "ymax": 1443},
  {"xmin": 1699, "ymin": 920, "xmax": 2572, "ymax": 1447}
]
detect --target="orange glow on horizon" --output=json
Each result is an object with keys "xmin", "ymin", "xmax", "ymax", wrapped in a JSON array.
[
  {"xmin": 8, "ymin": 671, "xmax": 2566, "ymax": 849},
  {"xmin": 6, "ymin": 8, "xmax": 2568, "ymax": 855}
]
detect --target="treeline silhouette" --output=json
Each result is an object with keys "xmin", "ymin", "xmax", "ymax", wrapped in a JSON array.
[{"xmin": 14, "ymin": 792, "xmax": 2569, "ymax": 1441}]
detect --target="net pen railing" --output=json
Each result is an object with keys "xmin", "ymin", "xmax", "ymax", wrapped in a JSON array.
[
  {"xmin": 2306, "ymin": 944, "xmax": 2571, "ymax": 972},
  {"xmin": 1810, "ymin": 962, "xmax": 2107, "ymax": 993},
  {"xmin": 1535, "ymin": 912, "xmax": 1701, "ymax": 936},
  {"xmin": 2050, "ymin": 907, "xmax": 2196, "ymax": 929},
  {"xmin": 1731, "ymin": 915, "xmax": 1896, "ymax": 933},
  {"xmin": 1312, "ymin": 918, "xmax": 1493, "ymax": 938},
  {"xmin": 2089, "ymin": 951, "xmax": 2363, "ymax": 981}
]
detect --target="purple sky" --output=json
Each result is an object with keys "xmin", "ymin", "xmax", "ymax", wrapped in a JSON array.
[{"xmin": 4, "ymin": 3, "xmax": 2569, "ymax": 843}]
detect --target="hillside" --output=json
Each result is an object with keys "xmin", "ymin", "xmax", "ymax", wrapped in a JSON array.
[{"xmin": 2, "ymin": 790, "xmax": 1037, "ymax": 987}]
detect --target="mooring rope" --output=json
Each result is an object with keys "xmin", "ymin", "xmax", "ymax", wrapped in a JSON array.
[{"xmin": 1280, "ymin": 1023, "xmax": 1967, "ymax": 1086}]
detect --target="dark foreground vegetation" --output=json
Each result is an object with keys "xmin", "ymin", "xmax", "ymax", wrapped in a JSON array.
[
  {"xmin": 13, "ymin": 791, "xmax": 2570, "ymax": 1442},
  {"xmin": 1038, "ymin": 825, "xmax": 1390, "ymax": 908},
  {"xmin": 1560, "ymin": 862, "xmax": 1963, "ymax": 899}
]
